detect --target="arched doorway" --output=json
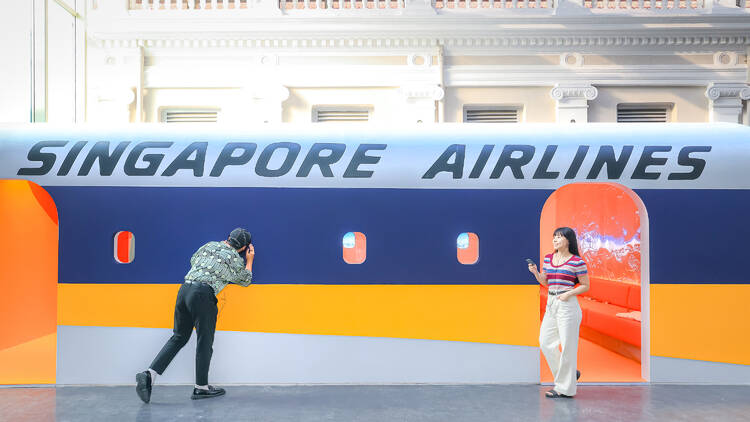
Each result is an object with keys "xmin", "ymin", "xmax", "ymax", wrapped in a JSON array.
[
  {"xmin": 0, "ymin": 180, "xmax": 58, "ymax": 385},
  {"xmin": 539, "ymin": 182, "xmax": 649, "ymax": 383}
]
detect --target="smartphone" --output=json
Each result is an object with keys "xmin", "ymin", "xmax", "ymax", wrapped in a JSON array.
[{"xmin": 525, "ymin": 258, "xmax": 535, "ymax": 266}]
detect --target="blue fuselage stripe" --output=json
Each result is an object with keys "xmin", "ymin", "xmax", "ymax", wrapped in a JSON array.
[{"xmin": 44, "ymin": 186, "xmax": 749, "ymax": 285}]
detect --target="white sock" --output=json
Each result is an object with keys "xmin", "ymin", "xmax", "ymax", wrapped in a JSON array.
[
  {"xmin": 148, "ymin": 369, "xmax": 158, "ymax": 385},
  {"xmin": 195, "ymin": 384, "xmax": 209, "ymax": 390}
]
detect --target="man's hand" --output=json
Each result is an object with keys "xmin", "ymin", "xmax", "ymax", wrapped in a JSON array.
[{"xmin": 244, "ymin": 244, "xmax": 255, "ymax": 272}]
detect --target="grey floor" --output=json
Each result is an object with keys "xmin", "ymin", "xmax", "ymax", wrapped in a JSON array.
[{"xmin": 1, "ymin": 384, "xmax": 749, "ymax": 422}]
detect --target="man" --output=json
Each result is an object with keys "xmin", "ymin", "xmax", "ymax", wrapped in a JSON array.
[{"xmin": 136, "ymin": 228, "xmax": 254, "ymax": 403}]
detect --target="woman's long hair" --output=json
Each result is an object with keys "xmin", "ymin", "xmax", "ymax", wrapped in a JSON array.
[{"xmin": 553, "ymin": 227, "xmax": 581, "ymax": 257}]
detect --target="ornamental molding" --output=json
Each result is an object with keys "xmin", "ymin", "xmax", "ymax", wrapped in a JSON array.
[
  {"xmin": 560, "ymin": 52, "xmax": 583, "ymax": 67},
  {"xmin": 713, "ymin": 51, "xmax": 739, "ymax": 66},
  {"xmin": 445, "ymin": 66, "xmax": 747, "ymax": 87},
  {"xmin": 550, "ymin": 84, "xmax": 598, "ymax": 101},
  {"xmin": 705, "ymin": 83, "xmax": 750, "ymax": 101},
  {"xmin": 138, "ymin": 63, "xmax": 745, "ymax": 88},
  {"xmin": 407, "ymin": 53, "xmax": 432, "ymax": 67},
  {"xmin": 87, "ymin": 33, "xmax": 750, "ymax": 52}
]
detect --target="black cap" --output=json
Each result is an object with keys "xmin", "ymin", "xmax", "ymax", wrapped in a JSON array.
[{"xmin": 227, "ymin": 228, "xmax": 252, "ymax": 249}]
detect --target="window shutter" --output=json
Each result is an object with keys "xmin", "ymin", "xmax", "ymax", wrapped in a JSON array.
[
  {"xmin": 617, "ymin": 105, "xmax": 669, "ymax": 123},
  {"xmin": 161, "ymin": 109, "xmax": 219, "ymax": 123},
  {"xmin": 464, "ymin": 107, "xmax": 519, "ymax": 123},
  {"xmin": 314, "ymin": 108, "xmax": 370, "ymax": 123}
]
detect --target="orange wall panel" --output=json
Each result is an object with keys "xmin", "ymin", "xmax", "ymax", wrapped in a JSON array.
[{"xmin": 0, "ymin": 180, "xmax": 58, "ymax": 384}]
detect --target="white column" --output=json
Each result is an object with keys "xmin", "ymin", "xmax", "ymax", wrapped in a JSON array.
[
  {"xmin": 550, "ymin": 84, "xmax": 598, "ymax": 123},
  {"xmin": 87, "ymin": 47, "xmax": 140, "ymax": 123},
  {"xmin": 398, "ymin": 85, "xmax": 445, "ymax": 124},
  {"xmin": 238, "ymin": 85, "xmax": 291, "ymax": 124},
  {"xmin": 705, "ymin": 83, "xmax": 750, "ymax": 124}
]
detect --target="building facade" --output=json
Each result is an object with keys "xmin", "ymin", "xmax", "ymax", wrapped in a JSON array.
[{"xmin": 3, "ymin": 0, "xmax": 750, "ymax": 125}]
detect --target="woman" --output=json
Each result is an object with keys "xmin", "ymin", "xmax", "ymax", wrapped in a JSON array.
[{"xmin": 528, "ymin": 227, "xmax": 590, "ymax": 398}]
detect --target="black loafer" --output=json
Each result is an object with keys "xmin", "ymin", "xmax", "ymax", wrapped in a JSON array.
[
  {"xmin": 576, "ymin": 370, "xmax": 581, "ymax": 381},
  {"xmin": 136, "ymin": 371, "xmax": 152, "ymax": 403},
  {"xmin": 546, "ymin": 389, "xmax": 573, "ymax": 399},
  {"xmin": 191, "ymin": 385, "xmax": 226, "ymax": 400}
]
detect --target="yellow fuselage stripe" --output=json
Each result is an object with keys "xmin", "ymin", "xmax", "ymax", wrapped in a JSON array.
[
  {"xmin": 58, "ymin": 283, "xmax": 750, "ymax": 366},
  {"xmin": 58, "ymin": 284, "xmax": 541, "ymax": 347},
  {"xmin": 650, "ymin": 284, "xmax": 750, "ymax": 366}
]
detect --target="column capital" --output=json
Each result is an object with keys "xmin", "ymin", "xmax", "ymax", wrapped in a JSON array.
[
  {"xmin": 550, "ymin": 84, "xmax": 597, "ymax": 123},
  {"xmin": 550, "ymin": 84, "xmax": 598, "ymax": 102},
  {"xmin": 705, "ymin": 83, "xmax": 749, "ymax": 123},
  {"xmin": 705, "ymin": 83, "xmax": 750, "ymax": 101},
  {"xmin": 399, "ymin": 85, "xmax": 445, "ymax": 102},
  {"xmin": 243, "ymin": 85, "xmax": 290, "ymax": 102}
]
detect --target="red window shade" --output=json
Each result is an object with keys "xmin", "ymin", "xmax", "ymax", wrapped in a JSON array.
[
  {"xmin": 114, "ymin": 231, "xmax": 135, "ymax": 264},
  {"xmin": 457, "ymin": 232, "xmax": 479, "ymax": 265},
  {"xmin": 342, "ymin": 232, "xmax": 366, "ymax": 264}
]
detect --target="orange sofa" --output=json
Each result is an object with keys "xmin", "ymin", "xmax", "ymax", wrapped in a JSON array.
[{"xmin": 541, "ymin": 277, "xmax": 640, "ymax": 347}]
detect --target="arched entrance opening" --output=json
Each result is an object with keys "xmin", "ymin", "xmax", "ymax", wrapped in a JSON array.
[{"xmin": 539, "ymin": 182, "xmax": 649, "ymax": 383}]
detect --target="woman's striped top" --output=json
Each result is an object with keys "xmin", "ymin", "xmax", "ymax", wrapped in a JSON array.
[{"xmin": 543, "ymin": 253, "xmax": 588, "ymax": 293}]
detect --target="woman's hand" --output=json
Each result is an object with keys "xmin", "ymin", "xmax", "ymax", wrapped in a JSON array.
[
  {"xmin": 528, "ymin": 261, "xmax": 547, "ymax": 287},
  {"xmin": 559, "ymin": 292, "xmax": 572, "ymax": 301},
  {"xmin": 528, "ymin": 263, "xmax": 538, "ymax": 274}
]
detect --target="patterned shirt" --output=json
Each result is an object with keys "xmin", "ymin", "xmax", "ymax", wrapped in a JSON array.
[
  {"xmin": 543, "ymin": 253, "xmax": 587, "ymax": 293},
  {"xmin": 184, "ymin": 241, "xmax": 253, "ymax": 295}
]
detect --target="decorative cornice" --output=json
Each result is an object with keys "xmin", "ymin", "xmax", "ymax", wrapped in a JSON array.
[
  {"xmin": 446, "ymin": 66, "xmax": 747, "ymax": 87},
  {"xmin": 550, "ymin": 84, "xmax": 598, "ymax": 101},
  {"xmin": 705, "ymin": 83, "xmax": 750, "ymax": 101},
  {"xmin": 87, "ymin": 33, "xmax": 750, "ymax": 52}
]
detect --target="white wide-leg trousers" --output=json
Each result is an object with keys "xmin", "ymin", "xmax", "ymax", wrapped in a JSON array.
[{"xmin": 539, "ymin": 294, "xmax": 583, "ymax": 396}]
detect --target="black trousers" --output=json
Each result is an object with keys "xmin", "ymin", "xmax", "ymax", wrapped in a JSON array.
[{"xmin": 150, "ymin": 282, "xmax": 217, "ymax": 386}]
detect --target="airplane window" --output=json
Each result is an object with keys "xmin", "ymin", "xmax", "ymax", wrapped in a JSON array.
[
  {"xmin": 343, "ymin": 232, "xmax": 366, "ymax": 264},
  {"xmin": 457, "ymin": 232, "xmax": 479, "ymax": 265},
  {"xmin": 114, "ymin": 231, "xmax": 135, "ymax": 264}
]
